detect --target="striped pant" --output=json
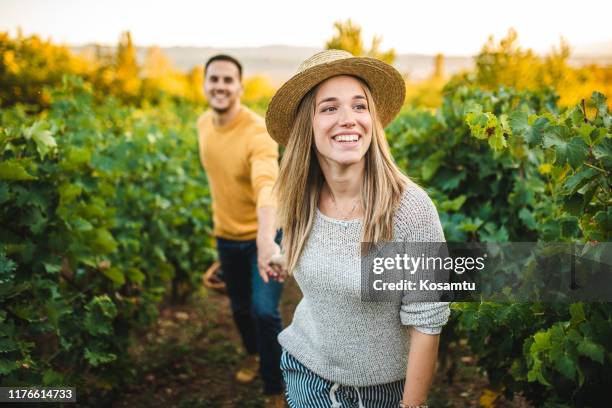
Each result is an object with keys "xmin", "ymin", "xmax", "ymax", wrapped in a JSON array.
[{"xmin": 281, "ymin": 349, "xmax": 405, "ymax": 408}]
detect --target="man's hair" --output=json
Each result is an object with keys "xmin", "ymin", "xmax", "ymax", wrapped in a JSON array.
[{"xmin": 204, "ymin": 54, "xmax": 243, "ymax": 79}]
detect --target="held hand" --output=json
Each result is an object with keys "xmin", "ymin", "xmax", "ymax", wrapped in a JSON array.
[
  {"xmin": 267, "ymin": 253, "xmax": 288, "ymax": 282},
  {"xmin": 256, "ymin": 239, "xmax": 281, "ymax": 284}
]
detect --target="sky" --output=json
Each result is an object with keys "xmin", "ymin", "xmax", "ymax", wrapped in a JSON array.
[{"xmin": 1, "ymin": 0, "xmax": 611, "ymax": 55}]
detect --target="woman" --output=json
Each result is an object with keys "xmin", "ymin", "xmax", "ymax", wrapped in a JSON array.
[{"xmin": 265, "ymin": 50, "xmax": 450, "ymax": 408}]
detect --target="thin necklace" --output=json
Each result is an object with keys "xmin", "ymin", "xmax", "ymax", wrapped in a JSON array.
[{"xmin": 327, "ymin": 187, "xmax": 360, "ymax": 220}]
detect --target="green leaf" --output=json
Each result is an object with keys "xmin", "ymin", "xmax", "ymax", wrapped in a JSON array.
[
  {"xmin": 61, "ymin": 146, "xmax": 91, "ymax": 170},
  {"xmin": 71, "ymin": 217, "xmax": 94, "ymax": 232},
  {"xmin": 0, "ymin": 337, "xmax": 19, "ymax": 353},
  {"xmin": 0, "ymin": 252, "xmax": 16, "ymax": 277},
  {"xmin": 58, "ymin": 183, "xmax": 82, "ymax": 204},
  {"xmin": 90, "ymin": 228, "xmax": 118, "ymax": 254},
  {"xmin": 439, "ymin": 195, "xmax": 467, "ymax": 212},
  {"xmin": 544, "ymin": 129, "xmax": 589, "ymax": 168},
  {"xmin": 102, "ymin": 267, "xmax": 125, "ymax": 285},
  {"xmin": 43, "ymin": 262, "xmax": 62, "ymax": 274},
  {"xmin": 479, "ymin": 223, "xmax": 509, "ymax": 242},
  {"xmin": 0, "ymin": 358, "xmax": 19, "ymax": 375},
  {"xmin": 591, "ymin": 91, "xmax": 608, "ymax": 115},
  {"xmin": 84, "ymin": 348, "xmax": 117, "ymax": 367},
  {"xmin": 531, "ymin": 331, "xmax": 552, "ymax": 353},
  {"xmin": 23, "ymin": 207, "xmax": 46, "ymax": 234},
  {"xmin": 567, "ymin": 328, "xmax": 583, "ymax": 344},
  {"xmin": 465, "ymin": 105, "xmax": 484, "ymax": 126},
  {"xmin": 488, "ymin": 124, "xmax": 507, "ymax": 151},
  {"xmin": 507, "ymin": 108, "xmax": 547, "ymax": 144},
  {"xmin": 523, "ymin": 117, "xmax": 549, "ymax": 146},
  {"xmin": 518, "ymin": 208, "xmax": 537, "ymax": 229},
  {"xmin": 527, "ymin": 358, "xmax": 551, "ymax": 386},
  {"xmin": 437, "ymin": 171, "xmax": 466, "ymax": 191},
  {"xmin": 126, "ymin": 267, "xmax": 145, "ymax": 285},
  {"xmin": 459, "ymin": 217, "xmax": 484, "ymax": 232},
  {"xmin": 84, "ymin": 295, "xmax": 117, "ymax": 336},
  {"xmin": 0, "ymin": 160, "xmax": 37, "ymax": 181},
  {"xmin": 564, "ymin": 137, "xmax": 589, "ymax": 169},
  {"xmin": 465, "ymin": 107, "xmax": 490, "ymax": 140},
  {"xmin": 554, "ymin": 353, "xmax": 576, "ymax": 381},
  {"xmin": 563, "ymin": 168, "xmax": 598, "ymax": 194},
  {"xmin": 570, "ymin": 106, "xmax": 586, "ymax": 127},
  {"xmin": 569, "ymin": 303, "xmax": 586, "ymax": 325},
  {"xmin": 577, "ymin": 123, "xmax": 596, "ymax": 143},
  {"xmin": 509, "ymin": 109, "xmax": 529, "ymax": 134},
  {"xmin": 421, "ymin": 151, "xmax": 445, "ymax": 181},
  {"xmin": 25, "ymin": 122, "xmax": 57, "ymax": 160},
  {"xmin": 44, "ymin": 300, "xmax": 68, "ymax": 328},
  {"xmin": 577, "ymin": 338, "xmax": 605, "ymax": 364},
  {"xmin": 562, "ymin": 193, "xmax": 584, "ymax": 216},
  {"xmin": 593, "ymin": 137, "xmax": 612, "ymax": 166},
  {"xmin": 561, "ymin": 217, "xmax": 580, "ymax": 237},
  {"xmin": 33, "ymin": 130, "xmax": 57, "ymax": 159}
]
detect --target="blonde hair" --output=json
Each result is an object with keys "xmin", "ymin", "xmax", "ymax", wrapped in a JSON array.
[{"xmin": 274, "ymin": 76, "xmax": 408, "ymax": 273}]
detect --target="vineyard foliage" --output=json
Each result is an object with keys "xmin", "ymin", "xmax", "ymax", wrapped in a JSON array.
[
  {"xmin": 1, "ymin": 29, "xmax": 611, "ymax": 406},
  {"xmin": 1, "ymin": 77, "xmax": 213, "ymax": 391},
  {"xmin": 388, "ymin": 85, "xmax": 611, "ymax": 406}
]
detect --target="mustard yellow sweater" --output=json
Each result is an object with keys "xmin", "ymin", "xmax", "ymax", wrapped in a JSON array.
[{"xmin": 197, "ymin": 106, "xmax": 279, "ymax": 240}]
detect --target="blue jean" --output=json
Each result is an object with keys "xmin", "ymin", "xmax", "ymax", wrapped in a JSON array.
[{"xmin": 216, "ymin": 233, "xmax": 284, "ymax": 395}]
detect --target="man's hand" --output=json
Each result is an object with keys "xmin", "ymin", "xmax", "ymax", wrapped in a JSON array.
[
  {"xmin": 256, "ymin": 206, "xmax": 287, "ymax": 283},
  {"xmin": 256, "ymin": 205, "xmax": 283, "ymax": 284},
  {"xmin": 268, "ymin": 253, "xmax": 287, "ymax": 282},
  {"xmin": 256, "ymin": 239, "xmax": 281, "ymax": 283}
]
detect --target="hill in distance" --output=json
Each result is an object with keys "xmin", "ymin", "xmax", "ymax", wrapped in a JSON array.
[{"xmin": 72, "ymin": 43, "xmax": 612, "ymax": 85}]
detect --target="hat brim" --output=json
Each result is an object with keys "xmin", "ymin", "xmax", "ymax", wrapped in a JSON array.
[{"xmin": 265, "ymin": 57, "xmax": 406, "ymax": 146}]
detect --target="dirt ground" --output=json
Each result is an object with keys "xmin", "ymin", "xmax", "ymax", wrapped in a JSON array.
[{"xmin": 108, "ymin": 277, "xmax": 530, "ymax": 408}]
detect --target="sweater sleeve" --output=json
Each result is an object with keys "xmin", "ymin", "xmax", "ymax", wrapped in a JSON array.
[
  {"xmin": 248, "ymin": 130, "xmax": 279, "ymax": 209},
  {"xmin": 397, "ymin": 183, "xmax": 451, "ymax": 335}
]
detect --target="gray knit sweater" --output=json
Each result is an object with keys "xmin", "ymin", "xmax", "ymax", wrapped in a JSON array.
[{"xmin": 278, "ymin": 181, "xmax": 451, "ymax": 387}]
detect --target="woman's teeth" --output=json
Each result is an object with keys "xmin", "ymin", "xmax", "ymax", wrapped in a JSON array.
[{"xmin": 333, "ymin": 135, "xmax": 359, "ymax": 142}]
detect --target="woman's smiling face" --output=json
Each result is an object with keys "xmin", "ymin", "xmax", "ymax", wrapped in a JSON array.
[{"xmin": 312, "ymin": 75, "xmax": 373, "ymax": 167}]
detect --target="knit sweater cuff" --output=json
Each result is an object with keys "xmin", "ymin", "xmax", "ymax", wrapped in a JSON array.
[
  {"xmin": 399, "ymin": 301, "xmax": 450, "ymax": 331},
  {"xmin": 412, "ymin": 325, "xmax": 443, "ymax": 335}
]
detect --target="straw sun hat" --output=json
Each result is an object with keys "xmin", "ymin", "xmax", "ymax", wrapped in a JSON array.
[{"xmin": 265, "ymin": 49, "xmax": 405, "ymax": 146}]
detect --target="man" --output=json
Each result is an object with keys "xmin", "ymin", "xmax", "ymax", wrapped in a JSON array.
[{"xmin": 197, "ymin": 54, "xmax": 284, "ymax": 405}]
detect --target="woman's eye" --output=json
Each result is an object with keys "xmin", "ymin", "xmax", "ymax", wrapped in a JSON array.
[
  {"xmin": 322, "ymin": 106, "xmax": 337, "ymax": 112},
  {"xmin": 354, "ymin": 104, "xmax": 367, "ymax": 110}
]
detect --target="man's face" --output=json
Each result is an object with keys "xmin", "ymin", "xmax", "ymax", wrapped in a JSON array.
[{"xmin": 204, "ymin": 60, "xmax": 242, "ymax": 113}]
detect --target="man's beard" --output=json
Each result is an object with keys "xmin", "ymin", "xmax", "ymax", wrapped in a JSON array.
[
  {"xmin": 210, "ymin": 91, "xmax": 233, "ymax": 114},
  {"xmin": 211, "ymin": 105, "xmax": 231, "ymax": 114}
]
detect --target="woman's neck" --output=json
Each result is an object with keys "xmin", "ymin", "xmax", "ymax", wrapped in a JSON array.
[{"xmin": 318, "ymin": 159, "xmax": 365, "ymax": 219}]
